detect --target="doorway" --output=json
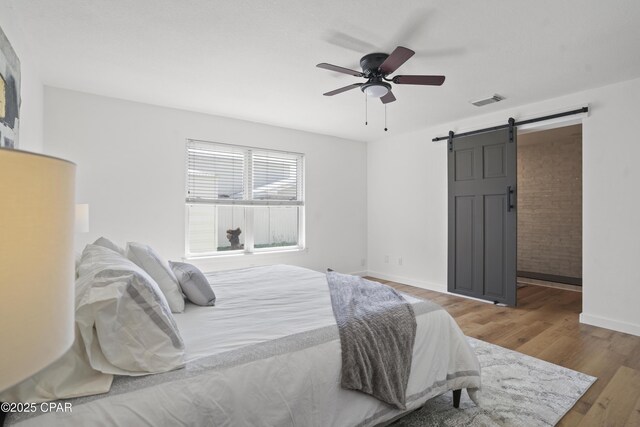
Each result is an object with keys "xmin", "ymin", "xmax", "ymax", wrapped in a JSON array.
[{"xmin": 516, "ymin": 124, "xmax": 583, "ymax": 295}]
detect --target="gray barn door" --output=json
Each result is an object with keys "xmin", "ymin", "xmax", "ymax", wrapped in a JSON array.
[{"xmin": 448, "ymin": 128, "xmax": 517, "ymax": 305}]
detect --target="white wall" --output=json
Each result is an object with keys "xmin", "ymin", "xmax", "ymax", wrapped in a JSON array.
[
  {"xmin": 44, "ymin": 87, "xmax": 367, "ymax": 275},
  {"xmin": 368, "ymin": 76, "xmax": 640, "ymax": 337},
  {"xmin": 0, "ymin": 2, "xmax": 43, "ymax": 152}
]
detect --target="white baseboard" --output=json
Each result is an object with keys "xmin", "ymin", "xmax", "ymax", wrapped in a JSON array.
[
  {"xmin": 579, "ymin": 313, "xmax": 640, "ymax": 337},
  {"xmin": 365, "ymin": 270, "xmax": 447, "ymax": 293},
  {"xmin": 348, "ymin": 270, "xmax": 368, "ymax": 277}
]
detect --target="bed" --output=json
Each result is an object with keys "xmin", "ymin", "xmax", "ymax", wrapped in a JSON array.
[{"xmin": 5, "ymin": 264, "xmax": 480, "ymax": 426}]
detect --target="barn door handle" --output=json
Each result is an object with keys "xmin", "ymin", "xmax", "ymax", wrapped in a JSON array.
[{"xmin": 507, "ymin": 186, "xmax": 515, "ymax": 212}]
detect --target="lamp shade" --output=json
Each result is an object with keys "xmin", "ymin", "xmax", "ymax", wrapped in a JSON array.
[
  {"xmin": 0, "ymin": 148, "xmax": 76, "ymax": 392},
  {"xmin": 75, "ymin": 204, "xmax": 90, "ymax": 233}
]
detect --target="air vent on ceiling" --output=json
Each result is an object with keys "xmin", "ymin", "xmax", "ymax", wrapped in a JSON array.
[{"xmin": 470, "ymin": 94, "xmax": 505, "ymax": 107}]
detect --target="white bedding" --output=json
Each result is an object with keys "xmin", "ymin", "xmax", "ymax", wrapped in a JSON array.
[
  {"xmin": 176, "ymin": 265, "xmax": 342, "ymax": 361},
  {"xmin": 8, "ymin": 265, "xmax": 481, "ymax": 427}
]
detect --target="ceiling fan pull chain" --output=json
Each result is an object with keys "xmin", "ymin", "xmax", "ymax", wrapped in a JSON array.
[
  {"xmin": 365, "ymin": 94, "xmax": 368, "ymax": 125},
  {"xmin": 384, "ymin": 104, "xmax": 388, "ymax": 131}
]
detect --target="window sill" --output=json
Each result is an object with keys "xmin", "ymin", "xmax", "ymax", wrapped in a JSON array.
[{"xmin": 184, "ymin": 247, "xmax": 307, "ymax": 261}]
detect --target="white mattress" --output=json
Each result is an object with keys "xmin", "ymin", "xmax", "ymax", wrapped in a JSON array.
[{"xmin": 9, "ymin": 265, "xmax": 480, "ymax": 427}]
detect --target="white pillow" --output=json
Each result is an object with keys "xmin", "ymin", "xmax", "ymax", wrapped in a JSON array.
[
  {"xmin": 76, "ymin": 245, "xmax": 185, "ymax": 374},
  {"xmin": 75, "ymin": 251, "xmax": 82, "ymax": 278},
  {"xmin": 93, "ymin": 236, "xmax": 126, "ymax": 256},
  {"xmin": 126, "ymin": 242, "xmax": 185, "ymax": 313},
  {"xmin": 76, "ymin": 270, "xmax": 185, "ymax": 375},
  {"xmin": 0, "ymin": 326, "xmax": 113, "ymax": 403},
  {"xmin": 77, "ymin": 244, "xmax": 156, "ymax": 305},
  {"xmin": 169, "ymin": 261, "xmax": 216, "ymax": 306}
]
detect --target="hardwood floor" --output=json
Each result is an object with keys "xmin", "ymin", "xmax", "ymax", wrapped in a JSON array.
[{"xmin": 366, "ymin": 278, "xmax": 640, "ymax": 426}]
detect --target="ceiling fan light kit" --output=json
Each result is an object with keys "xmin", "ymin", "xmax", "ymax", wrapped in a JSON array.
[
  {"xmin": 361, "ymin": 81, "xmax": 390, "ymax": 98},
  {"xmin": 317, "ymin": 46, "xmax": 446, "ymax": 129}
]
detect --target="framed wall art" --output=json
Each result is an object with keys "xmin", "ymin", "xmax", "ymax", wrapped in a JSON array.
[{"xmin": 0, "ymin": 24, "xmax": 20, "ymax": 149}]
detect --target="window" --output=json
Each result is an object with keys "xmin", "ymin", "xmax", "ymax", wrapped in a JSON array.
[{"xmin": 185, "ymin": 140, "xmax": 304, "ymax": 257}]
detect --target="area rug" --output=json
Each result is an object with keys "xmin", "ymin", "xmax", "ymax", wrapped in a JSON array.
[{"xmin": 391, "ymin": 337, "xmax": 596, "ymax": 426}]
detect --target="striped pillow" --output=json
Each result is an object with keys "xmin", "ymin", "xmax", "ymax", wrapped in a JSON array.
[{"xmin": 76, "ymin": 245, "xmax": 185, "ymax": 375}]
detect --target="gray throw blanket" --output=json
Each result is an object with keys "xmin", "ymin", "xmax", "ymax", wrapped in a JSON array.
[{"xmin": 326, "ymin": 271, "xmax": 417, "ymax": 410}]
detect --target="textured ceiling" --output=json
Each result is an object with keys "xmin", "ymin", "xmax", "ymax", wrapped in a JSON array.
[{"xmin": 8, "ymin": 0, "xmax": 640, "ymax": 142}]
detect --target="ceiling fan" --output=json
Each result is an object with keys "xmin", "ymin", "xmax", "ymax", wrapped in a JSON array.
[{"xmin": 317, "ymin": 46, "xmax": 445, "ymax": 104}]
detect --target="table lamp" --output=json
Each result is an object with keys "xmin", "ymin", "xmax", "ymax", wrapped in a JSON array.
[
  {"xmin": 75, "ymin": 203, "xmax": 90, "ymax": 233},
  {"xmin": 0, "ymin": 148, "xmax": 76, "ymax": 392}
]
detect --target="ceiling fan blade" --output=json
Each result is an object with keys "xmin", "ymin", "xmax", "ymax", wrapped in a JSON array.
[
  {"xmin": 379, "ymin": 46, "xmax": 415, "ymax": 75},
  {"xmin": 316, "ymin": 63, "xmax": 364, "ymax": 77},
  {"xmin": 323, "ymin": 83, "xmax": 363, "ymax": 96},
  {"xmin": 380, "ymin": 90, "xmax": 396, "ymax": 104},
  {"xmin": 324, "ymin": 31, "xmax": 377, "ymax": 53},
  {"xmin": 392, "ymin": 75, "xmax": 446, "ymax": 86}
]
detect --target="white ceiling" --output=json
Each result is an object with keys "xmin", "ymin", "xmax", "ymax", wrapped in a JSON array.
[{"xmin": 10, "ymin": 0, "xmax": 640, "ymax": 142}]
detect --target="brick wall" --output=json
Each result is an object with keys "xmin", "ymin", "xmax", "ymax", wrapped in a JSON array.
[{"xmin": 517, "ymin": 124, "xmax": 582, "ymax": 279}]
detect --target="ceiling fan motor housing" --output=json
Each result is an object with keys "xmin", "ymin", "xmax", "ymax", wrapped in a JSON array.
[
  {"xmin": 360, "ymin": 53, "xmax": 391, "ymax": 97},
  {"xmin": 360, "ymin": 53, "xmax": 389, "ymax": 76}
]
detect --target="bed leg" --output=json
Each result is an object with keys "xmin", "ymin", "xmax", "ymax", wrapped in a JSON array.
[{"xmin": 452, "ymin": 389, "xmax": 462, "ymax": 408}]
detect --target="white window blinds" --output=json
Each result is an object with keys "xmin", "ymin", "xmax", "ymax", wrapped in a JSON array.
[
  {"xmin": 186, "ymin": 141, "xmax": 245, "ymax": 202},
  {"xmin": 186, "ymin": 140, "xmax": 304, "ymax": 206},
  {"xmin": 252, "ymin": 150, "xmax": 303, "ymax": 203}
]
